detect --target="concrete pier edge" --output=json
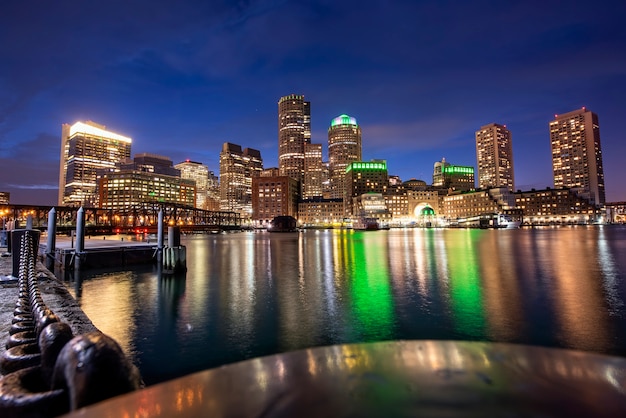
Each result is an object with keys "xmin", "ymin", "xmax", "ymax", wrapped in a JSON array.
[{"xmin": 0, "ymin": 250, "xmax": 98, "ymax": 365}]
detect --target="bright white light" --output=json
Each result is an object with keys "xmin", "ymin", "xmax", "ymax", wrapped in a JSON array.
[{"xmin": 69, "ymin": 122, "xmax": 132, "ymax": 143}]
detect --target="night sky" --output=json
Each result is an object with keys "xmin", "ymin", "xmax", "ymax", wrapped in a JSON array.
[{"xmin": 1, "ymin": 0, "xmax": 625, "ymax": 205}]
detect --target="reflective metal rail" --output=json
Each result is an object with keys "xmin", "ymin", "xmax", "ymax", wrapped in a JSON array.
[{"xmin": 63, "ymin": 339, "xmax": 626, "ymax": 417}]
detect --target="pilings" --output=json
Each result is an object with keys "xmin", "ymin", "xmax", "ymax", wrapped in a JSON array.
[{"xmin": 162, "ymin": 226, "xmax": 186, "ymax": 274}]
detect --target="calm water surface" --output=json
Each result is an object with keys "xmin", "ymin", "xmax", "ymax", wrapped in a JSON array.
[{"xmin": 64, "ymin": 226, "xmax": 626, "ymax": 385}]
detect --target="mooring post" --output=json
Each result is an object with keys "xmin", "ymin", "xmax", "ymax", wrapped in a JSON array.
[
  {"xmin": 46, "ymin": 208, "xmax": 57, "ymax": 269},
  {"xmin": 46, "ymin": 208, "xmax": 57, "ymax": 257},
  {"xmin": 75, "ymin": 207, "xmax": 86, "ymax": 269},
  {"xmin": 157, "ymin": 209, "xmax": 164, "ymax": 263},
  {"xmin": 25, "ymin": 215, "xmax": 33, "ymax": 230}
]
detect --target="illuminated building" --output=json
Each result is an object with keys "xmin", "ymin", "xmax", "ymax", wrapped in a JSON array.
[
  {"xmin": 442, "ymin": 187, "xmax": 517, "ymax": 226},
  {"xmin": 606, "ymin": 202, "xmax": 626, "ymax": 224},
  {"xmin": 59, "ymin": 121, "xmax": 131, "ymax": 207},
  {"xmin": 515, "ymin": 188, "xmax": 601, "ymax": 225},
  {"xmin": 278, "ymin": 94, "xmax": 310, "ymax": 184},
  {"xmin": 98, "ymin": 155, "xmax": 195, "ymax": 210},
  {"xmin": 303, "ymin": 143, "xmax": 323, "ymax": 199},
  {"xmin": 205, "ymin": 170, "xmax": 220, "ymax": 211},
  {"xmin": 385, "ymin": 181, "xmax": 442, "ymax": 226},
  {"xmin": 175, "ymin": 160, "xmax": 209, "ymax": 209},
  {"xmin": 475, "ymin": 123, "xmax": 514, "ymax": 191},
  {"xmin": 252, "ymin": 176, "xmax": 299, "ymax": 226},
  {"xmin": 0, "ymin": 192, "xmax": 9, "ymax": 205},
  {"xmin": 298, "ymin": 198, "xmax": 345, "ymax": 227},
  {"xmin": 219, "ymin": 142, "xmax": 263, "ymax": 218},
  {"xmin": 550, "ymin": 108, "xmax": 605, "ymax": 205},
  {"xmin": 433, "ymin": 158, "xmax": 475, "ymax": 192},
  {"xmin": 328, "ymin": 114, "xmax": 362, "ymax": 199},
  {"xmin": 345, "ymin": 161, "xmax": 388, "ymax": 216}
]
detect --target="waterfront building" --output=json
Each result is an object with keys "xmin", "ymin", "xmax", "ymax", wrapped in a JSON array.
[
  {"xmin": 278, "ymin": 94, "xmax": 310, "ymax": 184},
  {"xmin": 515, "ymin": 188, "xmax": 602, "ymax": 225},
  {"xmin": 385, "ymin": 182, "xmax": 441, "ymax": 226},
  {"xmin": 328, "ymin": 114, "xmax": 362, "ymax": 199},
  {"xmin": 303, "ymin": 143, "xmax": 323, "ymax": 199},
  {"xmin": 175, "ymin": 160, "xmax": 209, "ymax": 209},
  {"xmin": 475, "ymin": 123, "xmax": 514, "ymax": 191},
  {"xmin": 59, "ymin": 121, "xmax": 131, "ymax": 207},
  {"xmin": 252, "ymin": 176, "xmax": 299, "ymax": 226},
  {"xmin": 432, "ymin": 158, "xmax": 475, "ymax": 192},
  {"xmin": 549, "ymin": 107, "xmax": 605, "ymax": 205},
  {"xmin": 97, "ymin": 165, "xmax": 196, "ymax": 212},
  {"xmin": 219, "ymin": 142, "xmax": 263, "ymax": 218},
  {"xmin": 298, "ymin": 198, "xmax": 345, "ymax": 227},
  {"xmin": 442, "ymin": 187, "xmax": 517, "ymax": 226},
  {"xmin": 345, "ymin": 160, "xmax": 388, "ymax": 216},
  {"xmin": 606, "ymin": 202, "xmax": 626, "ymax": 224},
  {"xmin": 353, "ymin": 193, "xmax": 392, "ymax": 224}
]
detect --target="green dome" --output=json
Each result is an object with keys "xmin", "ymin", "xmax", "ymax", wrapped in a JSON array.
[{"xmin": 330, "ymin": 114, "xmax": 358, "ymax": 128}]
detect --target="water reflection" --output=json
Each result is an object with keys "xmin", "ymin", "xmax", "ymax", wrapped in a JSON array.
[{"xmin": 65, "ymin": 226, "xmax": 626, "ymax": 385}]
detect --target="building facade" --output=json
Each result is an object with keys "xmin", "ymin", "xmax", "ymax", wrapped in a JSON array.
[
  {"xmin": 515, "ymin": 188, "xmax": 601, "ymax": 224},
  {"xmin": 298, "ymin": 198, "xmax": 346, "ymax": 227},
  {"xmin": 328, "ymin": 114, "xmax": 362, "ymax": 199},
  {"xmin": 252, "ymin": 175, "xmax": 299, "ymax": 226},
  {"xmin": 345, "ymin": 161, "xmax": 388, "ymax": 215},
  {"xmin": 475, "ymin": 123, "xmax": 514, "ymax": 191},
  {"xmin": 549, "ymin": 108, "xmax": 605, "ymax": 205},
  {"xmin": 175, "ymin": 160, "xmax": 209, "ymax": 209},
  {"xmin": 98, "ymin": 172, "xmax": 195, "ymax": 211},
  {"xmin": 303, "ymin": 143, "xmax": 323, "ymax": 199},
  {"xmin": 432, "ymin": 158, "xmax": 475, "ymax": 192},
  {"xmin": 219, "ymin": 143, "xmax": 263, "ymax": 218},
  {"xmin": 278, "ymin": 94, "xmax": 310, "ymax": 184},
  {"xmin": 59, "ymin": 121, "xmax": 132, "ymax": 207}
]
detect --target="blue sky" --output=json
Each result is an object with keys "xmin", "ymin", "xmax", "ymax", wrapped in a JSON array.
[{"xmin": 1, "ymin": 0, "xmax": 625, "ymax": 205}]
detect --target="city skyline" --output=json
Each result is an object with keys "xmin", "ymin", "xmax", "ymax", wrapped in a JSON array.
[{"xmin": 1, "ymin": 1, "xmax": 626, "ymax": 205}]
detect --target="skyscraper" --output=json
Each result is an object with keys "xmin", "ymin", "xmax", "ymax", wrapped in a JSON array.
[
  {"xmin": 219, "ymin": 143, "xmax": 263, "ymax": 217},
  {"xmin": 303, "ymin": 143, "xmax": 323, "ymax": 199},
  {"xmin": 175, "ymin": 160, "xmax": 209, "ymax": 209},
  {"xmin": 278, "ymin": 94, "xmax": 310, "ymax": 184},
  {"xmin": 549, "ymin": 107, "xmax": 605, "ymax": 205},
  {"xmin": 475, "ymin": 123, "xmax": 514, "ymax": 191},
  {"xmin": 58, "ymin": 121, "xmax": 132, "ymax": 207},
  {"xmin": 328, "ymin": 114, "xmax": 362, "ymax": 199}
]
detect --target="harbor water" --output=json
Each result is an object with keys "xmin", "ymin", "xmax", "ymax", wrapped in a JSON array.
[{"xmin": 62, "ymin": 226, "xmax": 626, "ymax": 385}]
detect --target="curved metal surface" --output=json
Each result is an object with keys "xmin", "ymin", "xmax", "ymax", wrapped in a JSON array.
[{"xmin": 62, "ymin": 340, "xmax": 626, "ymax": 417}]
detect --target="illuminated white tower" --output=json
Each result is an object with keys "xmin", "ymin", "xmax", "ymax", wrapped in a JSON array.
[{"xmin": 58, "ymin": 121, "xmax": 132, "ymax": 206}]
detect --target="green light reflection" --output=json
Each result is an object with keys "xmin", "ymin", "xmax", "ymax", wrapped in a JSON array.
[{"xmin": 445, "ymin": 230, "xmax": 486, "ymax": 337}]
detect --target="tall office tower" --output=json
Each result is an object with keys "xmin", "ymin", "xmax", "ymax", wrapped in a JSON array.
[
  {"xmin": 475, "ymin": 123, "xmax": 514, "ymax": 191},
  {"xmin": 58, "ymin": 121, "xmax": 132, "ymax": 207},
  {"xmin": 175, "ymin": 160, "xmax": 209, "ymax": 209},
  {"xmin": 432, "ymin": 158, "xmax": 475, "ymax": 192},
  {"xmin": 205, "ymin": 171, "xmax": 221, "ymax": 211},
  {"xmin": 550, "ymin": 107, "xmax": 605, "ymax": 205},
  {"xmin": 303, "ymin": 143, "xmax": 323, "ymax": 199},
  {"xmin": 278, "ymin": 94, "xmax": 310, "ymax": 183},
  {"xmin": 219, "ymin": 143, "xmax": 263, "ymax": 217},
  {"xmin": 328, "ymin": 114, "xmax": 362, "ymax": 199}
]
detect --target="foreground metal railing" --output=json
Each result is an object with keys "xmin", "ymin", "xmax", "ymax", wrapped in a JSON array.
[{"xmin": 0, "ymin": 229, "xmax": 142, "ymax": 418}]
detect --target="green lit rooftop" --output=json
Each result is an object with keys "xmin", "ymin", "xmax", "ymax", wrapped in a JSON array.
[{"xmin": 330, "ymin": 114, "xmax": 358, "ymax": 128}]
